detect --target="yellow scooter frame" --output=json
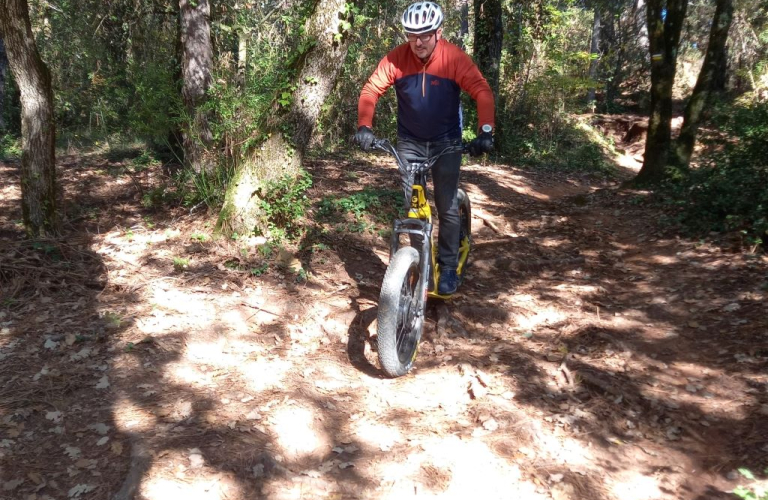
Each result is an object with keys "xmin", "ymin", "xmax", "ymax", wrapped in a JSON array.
[{"xmin": 407, "ymin": 184, "xmax": 472, "ymax": 300}]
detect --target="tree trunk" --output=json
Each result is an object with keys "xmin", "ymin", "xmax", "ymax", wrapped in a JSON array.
[
  {"xmin": 473, "ymin": 0, "xmax": 503, "ymax": 98},
  {"xmin": 672, "ymin": 0, "xmax": 733, "ymax": 168},
  {"xmin": 0, "ymin": 0, "xmax": 58, "ymax": 237},
  {"xmin": 0, "ymin": 36, "xmax": 8, "ymax": 131},
  {"xmin": 586, "ymin": 8, "xmax": 602, "ymax": 106},
  {"xmin": 290, "ymin": 0, "xmax": 352, "ymax": 153},
  {"xmin": 459, "ymin": 0, "xmax": 469, "ymax": 48},
  {"xmin": 606, "ymin": 0, "xmax": 644, "ymax": 109},
  {"xmin": 180, "ymin": 0, "xmax": 213, "ymax": 173},
  {"xmin": 712, "ymin": 42, "xmax": 728, "ymax": 91},
  {"xmin": 633, "ymin": 0, "xmax": 688, "ymax": 185},
  {"xmin": 217, "ymin": 0, "xmax": 352, "ymax": 237}
]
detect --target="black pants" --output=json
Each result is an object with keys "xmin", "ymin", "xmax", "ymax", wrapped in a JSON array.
[{"xmin": 396, "ymin": 137, "xmax": 462, "ymax": 270}]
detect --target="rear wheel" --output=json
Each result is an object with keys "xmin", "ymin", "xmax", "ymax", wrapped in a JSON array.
[
  {"xmin": 377, "ymin": 247, "xmax": 423, "ymax": 377},
  {"xmin": 457, "ymin": 189, "xmax": 472, "ymax": 272}
]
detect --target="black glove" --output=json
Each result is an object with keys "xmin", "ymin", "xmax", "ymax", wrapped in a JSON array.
[
  {"xmin": 468, "ymin": 131, "xmax": 494, "ymax": 157},
  {"xmin": 354, "ymin": 126, "xmax": 375, "ymax": 151}
]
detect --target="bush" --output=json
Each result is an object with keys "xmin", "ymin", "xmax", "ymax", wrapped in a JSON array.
[
  {"xmin": 258, "ymin": 169, "xmax": 313, "ymax": 240},
  {"xmin": 0, "ymin": 134, "xmax": 22, "ymax": 161},
  {"xmin": 663, "ymin": 100, "xmax": 768, "ymax": 249}
]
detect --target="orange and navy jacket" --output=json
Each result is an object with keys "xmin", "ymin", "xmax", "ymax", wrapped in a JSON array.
[{"xmin": 358, "ymin": 39, "xmax": 495, "ymax": 142}]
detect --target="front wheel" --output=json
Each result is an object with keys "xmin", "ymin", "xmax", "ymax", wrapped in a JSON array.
[
  {"xmin": 377, "ymin": 247, "xmax": 424, "ymax": 377},
  {"xmin": 457, "ymin": 189, "xmax": 472, "ymax": 274}
]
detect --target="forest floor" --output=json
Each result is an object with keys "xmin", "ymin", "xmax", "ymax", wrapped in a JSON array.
[{"xmin": 1, "ymin": 130, "xmax": 767, "ymax": 500}]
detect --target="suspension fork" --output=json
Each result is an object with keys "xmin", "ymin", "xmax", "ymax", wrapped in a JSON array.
[{"xmin": 389, "ymin": 218, "xmax": 433, "ymax": 305}]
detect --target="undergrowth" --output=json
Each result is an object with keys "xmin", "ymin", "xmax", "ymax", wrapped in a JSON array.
[
  {"xmin": 500, "ymin": 115, "xmax": 617, "ymax": 177},
  {"xmin": 661, "ymin": 99, "xmax": 768, "ymax": 250},
  {"xmin": 0, "ymin": 134, "xmax": 21, "ymax": 161}
]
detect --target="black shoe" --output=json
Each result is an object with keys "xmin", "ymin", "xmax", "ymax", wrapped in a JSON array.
[{"xmin": 438, "ymin": 268, "xmax": 458, "ymax": 295}]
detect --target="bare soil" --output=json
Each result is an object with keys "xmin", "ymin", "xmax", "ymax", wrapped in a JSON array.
[{"xmin": 1, "ymin": 140, "xmax": 767, "ymax": 500}]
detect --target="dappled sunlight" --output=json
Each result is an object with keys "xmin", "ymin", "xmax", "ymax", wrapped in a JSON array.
[
  {"xmin": 140, "ymin": 464, "xmax": 242, "ymax": 500},
  {"xmin": 240, "ymin": 357, "xmax": 293, "ymax": 392},
  {"xmin": 269, "ymin": 403, "xmax": 330, "ymax": 460},
  {"xmin": 373, "ymin": 435, "xmax": 545, "ymax": 499},
  {"xmin": 352, "ymin": 419, "xmax": 404, "ymax": 454},
  {"xmin": 151, "ymin": 287, "xmax": 214, "ymax": 317},
  {"xmin": 509, "ymin": 304, "xmax": 568, "ymax": 331},
  {"xmin": 185, "ymin": 340, "xmax": 236, "ymax": 366},
  {"xmin": 372, "ymin": 370, "xmax": 471, "ymax": 413},
  {"xmin": 609, "ymin": 472, "xmax": 665, "ymax": 500},
  {"xmin": 113, "ymin": 396, "xmax": 158, "ymax": 433},
  {"xmin": 536, "ymin": 235, "xmax": 572, "ymax": 248},
  {"xmin": 167, "ymin": 362, "xmax": 212, "ymax": 387}
]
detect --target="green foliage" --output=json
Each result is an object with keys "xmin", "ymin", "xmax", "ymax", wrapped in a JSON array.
[
  {"xmin": 0, "ymin": 134, "xmax": 22, "ymax": 161},
  {"xmin": 178, "ymin": 164, "xmax": 236, "ymax": 210},
  {"xmin": 126, "ymin": 60, "xmax": 182, "ymax": 143},
  {"xmin": 142, "ymin": 186, "xmax": 173, "ymax": 209},
  {"xmin": 662, "ymin": 100, "xmax": 768, "ymax": 249},
  {"xmin": 318, "ymin": 188, "xmax": 401, "ymax": 222},
  {"xmin": 173, "ymin": 257, "xmax": 190, "ymax": 271},
  {"xmin": 128, "ymin": 148, "xmax": 163, "ymax": 173},
  {"xmin": 250, "ymin": 263, "xmax": 269, "ymax": 276},
  {"xmin": 733, "ymin": 468, "xmax": 768, "ymax": 500},
  {"xmin": 501, "ymin": 116, "xmax": 616, "ymax": 176},
  {"xmin": 258, "ymin": 169, "xmax": 313, "ymax": 240}
]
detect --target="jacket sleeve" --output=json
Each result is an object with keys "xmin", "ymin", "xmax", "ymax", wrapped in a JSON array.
[
  {"xmin": 453, "ymin": 50, "xmax": 495, "ymax": 131},
  {"xmin": 358, "ymin": 53, "xmax": 398, "ymax": 129}
]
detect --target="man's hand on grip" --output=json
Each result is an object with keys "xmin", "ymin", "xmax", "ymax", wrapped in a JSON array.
[
  {"xmin": 354, "ymin": 126, "xmax": 375, "ymax": 151},
  {"xmin": 468, "ymin": 131, "xmax": 493, "ymax": 157}
]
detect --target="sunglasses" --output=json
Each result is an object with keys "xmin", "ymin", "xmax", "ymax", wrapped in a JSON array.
[{"xmin": 405, "ymin": 31, "xmax": 436, "ymax": 43}]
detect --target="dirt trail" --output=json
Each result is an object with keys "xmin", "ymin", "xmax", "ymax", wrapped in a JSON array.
[{"xmin": 0, "ymin": 151, "xmax": 766, "ymax": 500}]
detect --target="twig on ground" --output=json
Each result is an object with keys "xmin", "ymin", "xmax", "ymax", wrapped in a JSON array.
[{"xmin": 473, "ymin": 211, "xmax": 504, "ymax": 234}]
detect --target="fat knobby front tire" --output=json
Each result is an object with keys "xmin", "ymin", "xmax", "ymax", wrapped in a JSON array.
[
  {"xmin": 377, "ymin": 247, "xmax": 423, "ymax": 377},
  {"xmin": 457, "ymin": 188, "xmax": 472, "ymax": 269}
]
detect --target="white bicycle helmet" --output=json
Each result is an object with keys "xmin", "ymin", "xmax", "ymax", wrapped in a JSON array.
[{"xmin": 401, "ymin": 2, "xmax": 444, "ymax": 34}]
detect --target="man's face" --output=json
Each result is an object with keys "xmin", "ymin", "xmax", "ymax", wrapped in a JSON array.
[{"xmin": 406, "ymin": 28, "xmax": 441, "ymax": 61}]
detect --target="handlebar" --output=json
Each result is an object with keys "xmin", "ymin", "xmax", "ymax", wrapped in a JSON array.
[{"xmin": 371, "ymin": 138, "xmax": 468, "ymax": 174}]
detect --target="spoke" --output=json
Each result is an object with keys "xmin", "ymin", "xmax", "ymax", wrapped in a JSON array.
[{"xmin": 395, "ymin": 266, "xmax": 419, "ymax": 360}]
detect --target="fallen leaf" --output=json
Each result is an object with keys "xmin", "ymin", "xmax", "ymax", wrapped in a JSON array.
[
  {"xmin": 3, "ymin": 479, "xmax": 23, "ymax": 491},
  {"xmin": 27, "ymin": 472, "xmax": 44, "ymax": 485},
  {"xmin": 33, "ymin": 365, "xmax": 50, "ymax": 381},
  {"xmin": 68, "ymin": 483, "xmax": 95, "ymax": 498},
  {"xmin": 70, "ymin": 347, "xmax": 91, "ymax": 361},
  {"xmin": 65, "ymin": 334, "xmax": 76, "ymax": 346},
  {"xmin": 96, "ymin": 437, "xmax": 109, "ymax": 446},
  {"xmin": 319, "ymin": 459, "xmax": 340, "ymax": 473},
  {"xmin": 44, "ymin": 339, "xmax": 59, "ymax": 350},
  {"xmin": 111, "ymin": 442, "xmax": 123, "ymax": 456},
  {"xmin": 75, "ymin": 458, "xmax": 97, "ymax": 469},
  {"xmin": 95, "ymin": 376, "xmax": 110, "ymax": 389},
  {"xmin": 45, "ymin": 411, "xmax": 63, "ymax": 423},
  {"xmin": 339, "ymin": 462, "xmax": 354, "ymax": 469},
  {"xmin": 62, "ymin": 445, "xmax": 81, "ymax": 459},
  {"xmin": 88, "ymin": 423, "xmax": 110, "ymax": 435}
]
